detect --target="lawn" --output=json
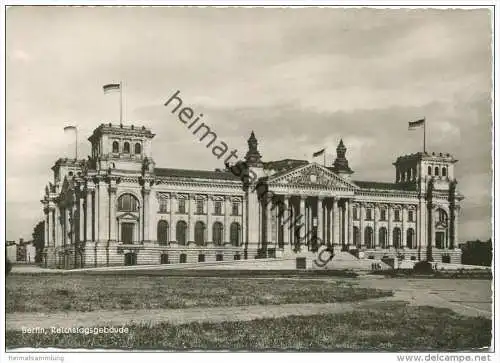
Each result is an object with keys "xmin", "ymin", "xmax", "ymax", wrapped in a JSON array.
[
  {"xmin": 5, "ymin": 302, "xmax": 491, "ymax": 351},
  {"xmin": 6, "ymin": 274, "xmax": 392, "ymax": 312}
]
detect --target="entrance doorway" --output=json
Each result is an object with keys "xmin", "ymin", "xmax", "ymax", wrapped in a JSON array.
[
  {"xmin": 121, "ymin": 223, "xmax": 134, "ymax": 244},
  {"xmin": 124, "ymin": 252, "xmax": 137, "ymax": 266},
  {"xmin": 435, "ymin": 231, "xmax": 445, "ymax": 249}
]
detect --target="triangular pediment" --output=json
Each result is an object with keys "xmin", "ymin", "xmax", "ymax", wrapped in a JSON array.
[{"xmin": 267, "ymin": 162, "xmax": 359, "ymax": 190}]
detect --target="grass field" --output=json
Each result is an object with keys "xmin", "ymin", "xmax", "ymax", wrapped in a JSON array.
[
  {"xmin": 6, "ymin": 302, "xmax": 491, "ymax": 351},
  {"xmin": 6, "ymin": 274, "xmax": 392, "ymax": 312}
]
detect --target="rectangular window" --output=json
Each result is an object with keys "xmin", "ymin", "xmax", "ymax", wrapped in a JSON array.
[
  {"xmin": 366, "ymin": 208, "xmax": 372, "ymax": 220},
  {"xmin": 159, "ymin": 199, "xmax": 168, "ymax": 213},
  {"xmin": 214, "ymin": 201, "xmax": 222, "ymax": 215},
  {"xmin": 196, "ymin": 200, "xmax": 204, "ymax": 214},
  {"xmin": 408, "ymin": 211, "xmax": 414, "ymax": 222},
  {"xmin": 232, "ymin": 202, "xmax": 239, "ymax": 216},
  {"xmin": 394, "ymin": 209, "xmax": 400, "ymax": 221},
  {"xmin": 353, "ymin": 207, "xmax": 359, "ymax": 220},
  {"xmin": 380, "ymin": 209, "xmax": 386, "ymax": 221},
  {"xmin": 178, "ymin": 199, "xmax": 186, "ymax": 214}
]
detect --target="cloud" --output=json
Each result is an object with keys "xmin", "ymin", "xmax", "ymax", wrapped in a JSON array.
[{"xmin": 5, "ymin": 7, "xmax": 493, "ymax": 242}]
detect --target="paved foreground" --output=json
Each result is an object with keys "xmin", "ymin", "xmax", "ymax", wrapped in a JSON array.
[
  {"xmin": 6, "ymin": 277, "xmax": 491, "ymax": 331},
  {"xmin": 354, "ymin": 277, "xmax": 492, "ymax": 318}
]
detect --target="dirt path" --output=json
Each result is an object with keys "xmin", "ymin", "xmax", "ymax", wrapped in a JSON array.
[{"xmin": 6, "ymin": 297, "xmax": 400, "ymax": 331}]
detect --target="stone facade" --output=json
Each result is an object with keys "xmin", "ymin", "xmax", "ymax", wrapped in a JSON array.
[{"xmin": 40, "ymin": 123, "xmax": 463, "ymax": 269}]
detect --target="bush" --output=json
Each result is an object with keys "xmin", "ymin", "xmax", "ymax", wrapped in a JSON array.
[
  {"xmin": 413, "ymin": 260, "xmax": 434, "ymax": 274},
  {"xmin": 6, "ymin": 259, "xmax": 12, "ymax": 275}
]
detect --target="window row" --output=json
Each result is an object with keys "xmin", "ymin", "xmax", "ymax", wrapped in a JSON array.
[
  {"xmin": 157, "ymin": 220, "xmax": 242, "ymax": 246},
  {"xmin": 159, "ymin": 198, "xmax": 240, "ymax": 215},
  {"xmin": 427, "ymin": 165, "xmax": 448, "ymax": 177},
  {"xmin": 352, "ymin": 226, "xmax": 416, "ymax": 249},
  {"xmin": 117, "ymin": 194, "xmax": 241, "ymax": 216},
  {"xmin": 112, "ymin": 141, "xmax": 142, "ymax": 154},
  {"xmin": 159, "ymin": 253, "xmax": 241, "ymax": 264},
  {"xmin": 352, "ymin": 207, "xmax": 414, "ymax": 222}
]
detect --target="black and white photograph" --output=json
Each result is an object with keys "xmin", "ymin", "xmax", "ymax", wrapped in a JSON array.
[{"xmin": 1, "ymin": 1, "xmax": 497, "ymax": 359}]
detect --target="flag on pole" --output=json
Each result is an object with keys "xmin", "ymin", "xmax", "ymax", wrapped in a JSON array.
[
  {"xmin": 64, "ymin": 125, "xmax": 76, "ymax": 132},
  {"xmin": 312, "ymin": 148, "xmax": 325, "ymax": 158},
  {"xmin": 408, "ymin": 118, "xmax": 425, "ymax": 130},
  {"xmin": 103, "ymin": 83, "xmax": 121, "ymax": 94}
]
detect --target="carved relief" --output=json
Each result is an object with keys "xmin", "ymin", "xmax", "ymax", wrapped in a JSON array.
[{"xmin": 270, "ymin": 163, "xmax": 357, "ymax": 190}]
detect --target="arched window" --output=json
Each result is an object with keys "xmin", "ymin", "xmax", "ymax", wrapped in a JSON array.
[
  {"xmin": 434, "ymin": 166, "xmax": 439, "ymax": 176},
  {"xmin": 393, "ymin": 227, "xmax": 402, "ymax": 248},
  {"xmin": 112, "ymin": 141, "xmax": 119, "ymax": 153},
  {"xmin": 230, "ymin": 222, "xmax": 241, "ymax": 246},
  {"xmin": 179, "ymin": 253, "xmax": 187, "ymax": 263},
  {"xmin": 379, "ymin": 227, "xmax": 388, "ymax": 249},
  {"xmin": 406, "ymin": 228, "xmax": 415, "ymax": 249},
  {"xmin": 353, "ymin": 226, "xmax": 360, "ymax": 247},
  {"xmin": 117, "ymin": 194, "xmax": 139, "ymax": 212},
  {"xmin": 213, "ymin": 222, "xmax": 223, "ymax": 245},
  {"xmin": 134, "ymin": 143, "xmax": 141, "ymax": 154},
  {"xmin": 123, "ymin": 142, "xmax": 130, "ymax": 154},
  {"xmin": 364, "ymin": 227, "xmax": 374, "ymax": 248},
  {"xmin": 160, "ymin": 254, "xmax": 169, "ymax": 264},
  {"xmin": 195, "ymin": 221, "xmax": 206, "ymax": 246},
  {"xmin": 442, "ymin": 167, "xmax": 447, "ymax": 177},
  {"xmin": 428, "ymin": 166, "xmax": 432, "ymax": 175},
  {"xmin": 157, "ymin": 220, "xmax": 169, "ymax": 245},
  {"xmin": 353, "ymin": 207, "xmax": 359, "ymax": 220},
  {"xmin": 176, "ymin": 220, "xmax": 187, "ymax": 245}
]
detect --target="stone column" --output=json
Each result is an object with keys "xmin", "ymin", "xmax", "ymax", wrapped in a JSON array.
[
  {"xmin": 283, "ymin": 196, "xmax": 290, "ymax": 247},
  {"xmin": 266, "ymin": 199, "xmax": 273, "ymax": 245},
  {"xmin": 347, "ymin": 199, "xmax": 353, "ymax": 246},
  {"xmin": 317, "ymin": 197, "xmax": 324, "ymax": 245},
  {"xmin": 49, "ymin": 207, "xmax": 55, "ymax": 246},
  {"xmin": 169, "ymin": 194, "xmax": 175, "ymax": 242},
  {"xmin": 388, "ymin": 205, "xmax": 393, "ymax": 248},
  {"xmin": 332, "ymin": 198, "xmax": 338, "ymax": 246},
  {"xmin": 207, "ymin": 196, "xmax": 213, "ymax": 243},
  {"xmin": 142, "ymin": 186, "xmax": 151, "ymax": 242},
  {"xmin": 108, "ymin": 181, "xmax": 117, "ymax": 241},
  {"xmin": 299, "ymin": 196, "xmax": 306, "ymax": 247},
  {"xmin": 453, "ymin": 207, "xmax": 459, "ymax": 248},
  {"xmin": 402, "ymin": 205, "xmax": 406, "ymax": 249},
  {"xmin": 44, "ymin": 211, "xmax": 49, "ymax": 247},
  {"xmin": 97, "ymin": 178, "xmax": 109, "ymax": 242},
  {"xmin": 224, "ymin": 196, "xmax": 230, "ymax": 243},
  {"xmin": 79, "ymin": 195, "xmax": 85, "ymax": 243},
  {"xmin": 84, "ymin": 186, "xmax": 92, "ymax": 242},
  {"xmin": 186, "ymin": 194, "xmax": 192, "ymax": 242},
  {"xmin": 55, "ymin": 207, "xmax": 61, "ymax": 247},
  {"xmin": 359, "ymin": 204, "xmax": 364, "ymax": 247}
]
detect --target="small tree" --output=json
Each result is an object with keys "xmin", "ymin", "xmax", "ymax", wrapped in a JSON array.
[
  {"xmin": 32, "ymin": 220, "xmax": 45, "ymax": 263},
  {"xmin": 6, "ymin": 259, "xmax": 12, "ymax": 275}
]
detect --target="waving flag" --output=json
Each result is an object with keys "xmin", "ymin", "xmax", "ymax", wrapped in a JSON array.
[
  {"xmin": 408, "ymin": 118, "xmax": 425, "ymax": 130},
  {"xmin": 103, "ymin": 83, "xmax": 121, "ymax": 94}
]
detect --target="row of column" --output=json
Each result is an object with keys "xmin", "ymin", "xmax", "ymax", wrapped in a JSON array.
[{"xmin": 262, "ymin": 195, "xmax": 351, "ymax": 248}]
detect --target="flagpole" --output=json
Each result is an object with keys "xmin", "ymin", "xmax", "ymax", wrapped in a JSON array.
[
  {"xmin": 119, "ymin": 81, "xmax": 123, "ymax": 126},
  {"xmin": 423, "ymin": 117, "xmax": 426, "ymax": 154},
  {"xmin": 75, "ymin": 127, "xmax": 78, "ymax": 161}
]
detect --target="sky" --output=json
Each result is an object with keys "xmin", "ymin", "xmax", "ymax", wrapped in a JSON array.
[{"xmin": 5, "ymin": 7, "xmax": 492, "ymax": 242}]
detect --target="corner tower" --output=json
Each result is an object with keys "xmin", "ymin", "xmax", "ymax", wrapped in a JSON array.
[
  {"xmin": 393, "ymin": 151, "xmax": 458, "ymax": 192},
  {"xmin": 332, "ymin": 139, "xmax": 354, "ymax": 180},
  {"xmin": 88, "ymin": 123, "xmax": 155, "ymax": 173}
]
